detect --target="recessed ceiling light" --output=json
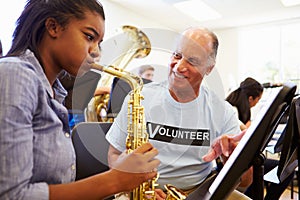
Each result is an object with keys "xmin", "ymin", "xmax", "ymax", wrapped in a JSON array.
[
  {"xmin": 173, "ymin": 0, "xmax": 222, "ymax": 22},
  {"xmin": 280, "ymin": 0, "xmax": 300, "ymax": 7}
]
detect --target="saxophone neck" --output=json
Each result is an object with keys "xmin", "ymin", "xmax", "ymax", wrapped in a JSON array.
[{"xmin": 91, "ymin": 63, "xmax": 143, "ymax": 91}]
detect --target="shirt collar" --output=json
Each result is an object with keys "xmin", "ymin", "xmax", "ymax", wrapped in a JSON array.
[{"xmin": 21, "ymin": 50, "xmax": 67, "ymax": 103}]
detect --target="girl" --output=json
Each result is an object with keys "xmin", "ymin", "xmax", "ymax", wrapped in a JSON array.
[{"xmin": 0, "ymin": 0, "xmax": 159, "ymax": 199}]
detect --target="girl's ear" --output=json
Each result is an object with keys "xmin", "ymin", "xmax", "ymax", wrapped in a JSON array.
[{"xmin": 45, "ymin": 18, "xmax": 60, "ymax": 38}]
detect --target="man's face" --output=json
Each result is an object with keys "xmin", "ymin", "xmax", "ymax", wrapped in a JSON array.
[{"xmin": 168, "ymin": 32, "xmax": 214, "ymax": 97}]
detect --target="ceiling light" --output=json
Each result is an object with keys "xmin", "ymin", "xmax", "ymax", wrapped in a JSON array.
[
  {"xmin": 280, "ymin": 0, "xmax": 300, "ymax": 7},
  {"xmin": 173, "ymin": 0, "xmax": 222, "ymax": 22}
]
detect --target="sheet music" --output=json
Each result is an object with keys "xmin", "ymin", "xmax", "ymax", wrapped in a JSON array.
[
  {"xmin": 264, "ymin": 124, "xmax": 286, "ymax": 154},
  {"xmin": 264, "ymin": 166, "xmax": 280, "ymax": 184}
]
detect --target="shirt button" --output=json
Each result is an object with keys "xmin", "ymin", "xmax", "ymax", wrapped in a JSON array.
[
  {"xmin": 65, "ymin": 132, "xmax": 70, "ymax": 138},
  {"xmin": 71, "ymin": 164, "xmax": 76, "ymax": 171}
]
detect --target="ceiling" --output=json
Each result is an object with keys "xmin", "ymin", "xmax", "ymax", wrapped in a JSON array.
[{"xmin": 109, "ymin": 0, "xmax": 300, "ymax": 31}]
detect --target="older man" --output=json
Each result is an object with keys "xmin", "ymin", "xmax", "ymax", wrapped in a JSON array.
[{"xmin": 106, "ymin": 27, "xmax": 251, "ymax": 199}]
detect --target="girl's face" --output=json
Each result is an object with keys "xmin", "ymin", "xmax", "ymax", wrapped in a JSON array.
[
  {"xmin": 249, "ymin": 93, "xmax": 263, "ymax": 108},
  {"xmin": 44, "ymin": 10, "xmax": 105, "ymax": 78}
]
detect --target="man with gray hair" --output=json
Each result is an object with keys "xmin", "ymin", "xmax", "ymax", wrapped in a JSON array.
[{"xmin": 106, "ymin": 27, "xmax": 252, "ymax": 199}]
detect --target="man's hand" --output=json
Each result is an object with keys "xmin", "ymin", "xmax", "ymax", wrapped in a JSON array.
[
  {"xmin": 202, "ymin": 130, "xmax": 246, "ymax": 162},
  {"xmin": 202, "ymin": 130, "xmax": 253, "ymax": 188}
]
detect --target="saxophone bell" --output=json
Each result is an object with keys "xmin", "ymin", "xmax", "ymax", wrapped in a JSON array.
[{"xmin": 86, "ymin": 25, "xmax": 151, "ymax": 122}]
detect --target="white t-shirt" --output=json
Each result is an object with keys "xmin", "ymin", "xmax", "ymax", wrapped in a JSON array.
[{"xmin": 106, "ymin": 81, "xmax": 240, "ymax": 190}]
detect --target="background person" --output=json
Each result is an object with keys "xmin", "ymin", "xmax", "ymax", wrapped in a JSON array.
[
  {"xmin": 137, "ymin": 64, "xmax": 155, "ymax": 81},
  {"xmin": 226, "ymin": 77, "xmax": 264, "ymax": 129},
  {"xmin": 106, "ymin": 27, "xmax": 252, "ymax": 199},
  {"xmin": 226, "ymin": 77, "xmax": 294, "ymax": 200},
  {"xmin": 0, "ymin": 0, "xmax": 159, "ymax": 199}
]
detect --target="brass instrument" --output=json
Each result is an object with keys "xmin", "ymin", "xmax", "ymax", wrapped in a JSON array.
[
  {"xmin": 91, "ymin": 63, "xmax": 158, "ymax": 200},
  {"xmin": 88, "ymin": 25, "xmax": 151, "ymax": 122},
  {"xmin": 164, "ymin": 184, "xmax": 187, "ymax": 200}
]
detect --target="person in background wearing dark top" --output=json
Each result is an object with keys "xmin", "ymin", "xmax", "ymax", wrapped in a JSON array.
[
  {"xmin": 226, "ymin": 77, "xmax": 263, "ymax": 129},
  {"xmin": 138, "ymin": 64, "xmax": 155, "ymax": 81},
  {"xmin": 0, "ymin": 0, "xmax": 160, "ymax": 199},
  {"xmin": 226, "ymin": 77, "xmax": 294, "ymax": 200}
]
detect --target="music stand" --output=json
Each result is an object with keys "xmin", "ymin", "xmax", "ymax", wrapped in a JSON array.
[
  {"xmin": 186, "ymin": 83, "xmax": 297, "ymax": 200},
  {"xmin": 274, "ymin": 96, "xmax": 300, "ymax": 199}
]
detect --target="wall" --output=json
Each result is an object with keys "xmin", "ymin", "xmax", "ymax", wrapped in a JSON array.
[
  {"xmin": 101, "ymin": 0, "xmax": 169, "ymax": 38},
  {"xmin": 214, "ymin": 28, "xmax": 240, "ymax": 96},
  {"xmin": 0, "ymin": 0, "xmax": 26, "ymax": 55}
]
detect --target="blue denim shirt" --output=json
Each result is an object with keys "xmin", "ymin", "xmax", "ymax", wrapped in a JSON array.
[{"xmin": 0, "ymin": 50, "xmax": 76, "ymax": 199}]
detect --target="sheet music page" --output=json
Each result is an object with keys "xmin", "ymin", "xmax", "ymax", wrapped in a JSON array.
[
  {"xmin": 264, "ymin": 166, "xmax": 280, "ymax": 184},
  {"xmin": 208, "ymin": 88, "xmax": 281, "ymax": 194},
  {"xmin": 264, "ymin": 123, "xmax": 286, "ymax": 154}
]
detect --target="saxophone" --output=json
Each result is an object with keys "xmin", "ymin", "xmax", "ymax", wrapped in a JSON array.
[
  {"xmin": 91, "ymin": 63, "xmax": 158, "ymax": 200},
  {"xmin": 87, "ymin": 25, "xmax": 151, "ymax": 123},
  {"xmin": 164, "ymin": 184, "xmax": 187, "ymax": 200}
]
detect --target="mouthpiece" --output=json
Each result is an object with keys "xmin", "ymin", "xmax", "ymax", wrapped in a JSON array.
[{"xmin": 91, "ymin": 63, "xmax": 105, "ymax": 72}]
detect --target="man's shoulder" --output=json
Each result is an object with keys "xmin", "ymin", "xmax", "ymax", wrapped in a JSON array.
[
  {"xmin": 200, "ymin": 85, "xmax": 237, "ymax": 116},
  {"xmin": 200, "ymin": 84, "xmax": 224, "ymax": 103}
]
